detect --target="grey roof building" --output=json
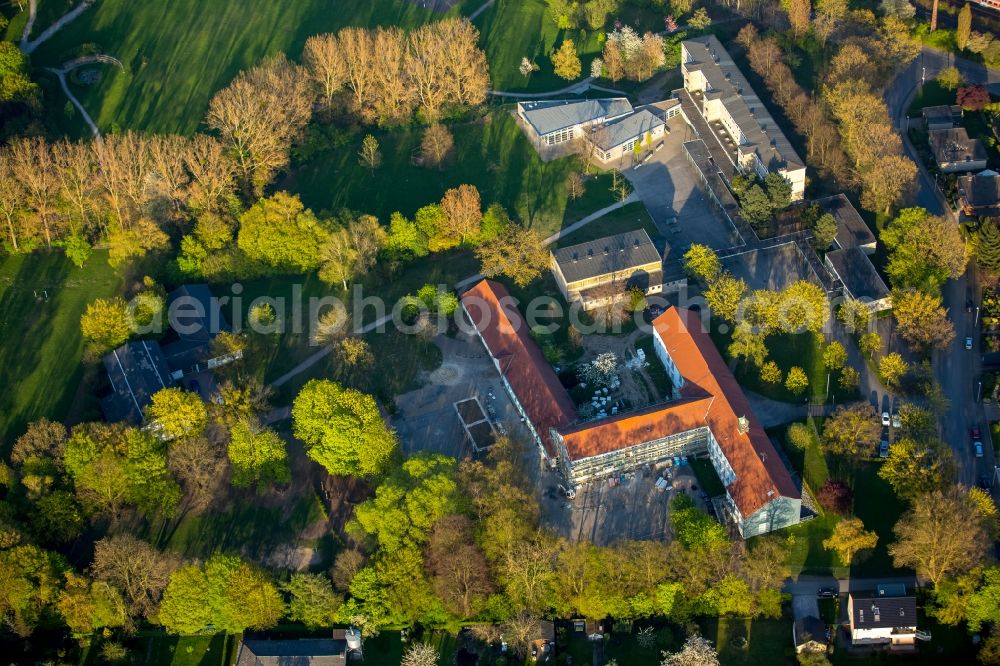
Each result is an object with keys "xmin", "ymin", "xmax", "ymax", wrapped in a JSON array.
[
  {"xmin": 849, "ymin": 594, "xmax": 917, "ymax": 631},
  {"xmin": 552, "ymin": 229, "xmax": 662, "ymax": 284},
  {"xmin": 922, "ymin": 104, "xmax": 962, "ymax": 131},
  {"xmin": 929, "ymin": 127, "xmax": 988, "ymax": 173},
  {"xmin": 101, "ymin": 341, "xmax": 174, "ymax": 424},
  {"xmin": 235, "ymin": 638, "xmax": 347, "ymax": 666},
  {"xmin": 959, "ymin": 169, "xmax": 1000, "ymax": 217},
  {"xmin": 517, "ymin": 98, "xmax": 633, "ymax": 136},
  {"xmin": 591, "ymin": 109, "xmax": 665, "ymax": 151},
  {"xmin": 681, "ymin": 36, "xmax": 805, "ymax": 201},
  {"xmin": 161, "ymin": 283, "xmax": 230, "ymax": 372},
  {"xmin": 816, "ymin": 194, "xmax": 876, "ymax": 253},
  {"xmin": 825, "ymin": 247, "xmax": 891, "ymax": 312}
]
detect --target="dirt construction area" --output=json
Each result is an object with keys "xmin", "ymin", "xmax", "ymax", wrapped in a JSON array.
[{"xmin": 540, "ymin": 463, "xmax": 714, "ymax": 545}]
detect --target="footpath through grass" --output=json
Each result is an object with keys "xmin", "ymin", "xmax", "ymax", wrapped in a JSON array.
[
  {"xmin": 0, "ymin": 252, "xmax": 122, "ymax": 452},
  {"xmin": 31, "ymin": 0, "xmax": 474, "ymax": 135},
  {"xmin": 289, "ymin": 112, "xmax": 616, "ymax": 239}
]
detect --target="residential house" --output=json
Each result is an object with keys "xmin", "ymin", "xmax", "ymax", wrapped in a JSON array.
[
  {"xmin": 958, "ymin": 169, "xmax": 1000, "ymax": 217},
  {"xmin": 680, "ymin": 35, "xmax": 806, "ymax": 200},
  {"xmin": 100, "ymin": 284, "xmax": 242, "ymax": 425},
  {"xmin": 517, "ymin": 98, "xmax": 633, "ymax": 151},
  {"xmin": 929, "ymin": 127, "xmax": 988, "ymax": 173},
  {"xmin": 550, "ymin": 229, "xmax": 664, "ymax": 309},
  {"xmin": 793, "ymin": 616, "xmax": 829, "ymax": 654},
  {"xmin": 816, "ymin": 193, "xmax": 877, "ymax": 254},
  {"xmin": 235, "ymin": 638, "xmax": 348, "ymax": 665},
  {"xmin": 825, "ymin": 247, "xmax": 892, "ymax": 314},
  {"xmin": 460, "ymin": 280, "xmax": 802, "ymax": 537},
  {"xmin": 922, "ymin": 104, "xmax": 962, "ymax": 131},
  {"xmin": 847, "ymin": 591, "xmax": 918, "ymax": 648}
]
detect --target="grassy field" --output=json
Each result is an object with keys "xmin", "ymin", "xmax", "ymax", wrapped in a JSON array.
[
  {"xmin": 98, "ymin": 633, "xmax": 236, "ymax": 666},
  {"xmin": 698, "ymin": 617, "xmax": 792, "ymax": 665},
  {"xmin": 0, "ymin": 251, "xmax": 122, "ymax": 452},
  {"xmin": 554, "ymin": 201, "xmax": 659, "ymax": 247},
  {"xmin": 31, "ymin": 0, "xmax": 476, "ymax": 135},
  {"xmin": 288, "ymin": 112, "xmax": 615, "ymax": 238}
]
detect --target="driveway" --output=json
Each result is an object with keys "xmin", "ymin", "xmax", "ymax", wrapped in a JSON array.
[{"xmin": 624, "ymin": 121, "xmax": 741, "ymax": 252}]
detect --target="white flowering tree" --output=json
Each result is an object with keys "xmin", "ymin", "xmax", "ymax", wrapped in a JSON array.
[
  {"xmin": 660, "ymin": 635, "xmax": 720, "ymax": 666},
  {"xmin": 519, "ymin": 57, "xmax": 536, "ymax": 78},
  {"xmin": 591, "ymin": 57, "xmax": 604, "ymax": 78},
  {"xmin": 402, "ymin": 642, "xmax": 440, "ymax": 666}
]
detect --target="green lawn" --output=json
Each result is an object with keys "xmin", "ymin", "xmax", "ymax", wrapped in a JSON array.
[
  {"xmin": 691, "ymin": 457, "xmax": 726, "ymax": 497},
  {"xmin": 849, "ymin": 461, "xmax": 908, "ymax": 577},
  {"xmin": 698, "ymin": 617, "xmax": 793, "ymax": 666},
  {"xmin": 907, "ymin": 80, "xmax": 956, "ymax": 116},
  {"xmin": 31, "ymin": 0, "xmax": 475, "ymax": 135},
  {"xmin": 778, "ymin": 418, "xmax": 829, "ymax": 493},
  {"xmin": 90, "ymin": 633, "xmax": 235, "ymax": 666},
  {"xmin": 554, "ymin": 201, "xmax": 660, "ymax": 248},
  {"xmin": 709, "ymin": 325, "xmax": 857, "ymax": 405},
  {"xmin": 288, "ymin": 112, "xmax": 613, "ymax": 239},
  {"xmin": 0, "ymin": 251, "xmax": 122, "ymax": 452}
]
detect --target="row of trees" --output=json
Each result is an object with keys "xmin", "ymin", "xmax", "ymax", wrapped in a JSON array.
[
  {"xmin": 739, "ymin": 24, "xmax": 851, "ymax": 186},
  {"xmin": 301, "ymin": 19, "xmax": 489, "ymax": 125}
]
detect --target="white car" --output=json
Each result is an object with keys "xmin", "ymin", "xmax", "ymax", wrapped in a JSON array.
[
  {"xmin": 882, "ymin": 411, "xmax": 891, "ymax": 426},
  {"xmin": 891, "ymin": 409, "xmax": 901, "ymax": 429}
]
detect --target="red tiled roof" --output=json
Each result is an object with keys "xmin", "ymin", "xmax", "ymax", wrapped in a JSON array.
[
  {"xmin": 652, "ymin": 307, "xmax": 799, "ymax": 517},
  {"xmin": 460, "ymin": 281, "xmax": 576, "ymax": 455},
  {"xmin": 461, "ymin": 279, "xmax": 798, "ymax": 519}
]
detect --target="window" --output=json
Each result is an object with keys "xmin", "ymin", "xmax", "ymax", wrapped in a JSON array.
[
  {"xmin": 544, "ymin": 127, "xmax": 575, "ymax": 146},
  {"xmin": 622, "ymin": 139, "xmax": 636, "ymax": 153}
]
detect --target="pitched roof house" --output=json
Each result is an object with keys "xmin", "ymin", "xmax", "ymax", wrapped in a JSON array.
[
  {"xmin": 460, "ymin": 280, "xmax": 801, "ymax": 537},
  {"xmin": 550, "ymin": 229, "xmax": 663, "ymax": 309},
  {"xmin": 847, "ymin": 592, "xmax": 918, "ymax": 648},
  {"xmin": 929, "ymin": 127, "xmax": 988, "ymax": 173},
  {"xmin": 958, "ymin": 169, "xmax": 1000, "ymax": 218},
  {"xmin": 235, "ymin": 638, "xmax": 348, "ymax": 666}
]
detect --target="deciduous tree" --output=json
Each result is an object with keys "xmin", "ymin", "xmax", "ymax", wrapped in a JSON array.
[
  {"xmin": 227, "ymin": 419, "xmax": 290, "ymax": 490},
  {"xmin": 238, "ymin": 192, "xmax": 330, "ymax": 273},
  {"xmin": 879, "ymin": 438, "xmax": 955, "ymax": 499},
  {"xmin": 302, "ymin": 33, "xmax": 346, "ymax": 108},
  {"xmin": 892, "ymin": 289, "xmax": 955, "ymax": 351},
  {"xmin": 958, "ymin": 2, "xmax": 972, "ymax": 50},
  {"xmin": 890, "ymin": 487, "xmax": 991, "ymax": 587},
  {"xmin": 882, "ymin": 208, "xmax": 968, "ymax": 290},
  {"xmin": 879, "ymin": 352, "xmax": 908, "ymax": 389},
  {"xmin": 787, "ymin": 0, "xmax": 812, "ymax": 38},
  {"xmin": 823, "ymin": 517, "xmax": 877, "ymax": 566},
  {"xmin": 284, "ymin": 573, "xmax": 342, "ymax": 629},
  {"xmin": 420, "ymin": 124, "xmax": 454, "ymax": 169},
  {"xmin": 292, "ymin": 379, "xmax": 397, "ymax": 477},
  {"xmin": 475, "ymin": 225, "xmax": 548, "ymax": 287},
  {"xmin": 145, "ymin": 388, "xmax": 208, "ymax": 441},
  {"xmin": 91, "ymin": 535, "xmax": 177, "ymax": 620},
  {"xmin": 683, "ymin": 244, "xmax": 721, "ymax": 283},
  {"xmin": 440, "ymin": 184, "xmax": 482, "ymax": 245},
  {"xmin": 823, "ymin": 341, "xmax": 848, "ymax": 370},
  {"xmin": 358, "ymin": 134, "xmax": 381, "ymax": 173},
  {"xmin": 80, "ymin": 297, "xmax": 132, "ymax": 355},
  {"xmin": 704, "ymin": 273, "xmax": 747, "ymax": 323},
  {"xmin": 552, "ymin": 39, "xmax": 582, "ymax": 80},
  {"xmin": 821, "ymin": 403, "xmax": 880, "ymax": 457},
  {"xmin": 785, "ymin": 366, "xmax": 810, "ymax": 395}
]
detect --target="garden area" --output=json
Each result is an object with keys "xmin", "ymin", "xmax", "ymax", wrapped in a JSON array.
[{"xmin": 554, "ymin": 200, "xmax": 659, "ymax": 248}]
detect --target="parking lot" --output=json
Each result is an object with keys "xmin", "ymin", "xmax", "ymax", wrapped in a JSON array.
[{"xmin": 625, "ymin": 122, "xmax": 740, "ymax": 252}]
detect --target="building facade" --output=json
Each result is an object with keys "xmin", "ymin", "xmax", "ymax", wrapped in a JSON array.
[
  {"xmin": 848, "ymin": 593, "xmax": 918, "ymax": 648},
  {"xmin": 680, "ymin": 36, "xmax": 806, "ymax": 201}
]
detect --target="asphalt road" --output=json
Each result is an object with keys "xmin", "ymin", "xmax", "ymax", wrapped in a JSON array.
[{"xmin": 884, "ymin": 47, "xmax": 999, "ymax": 489}]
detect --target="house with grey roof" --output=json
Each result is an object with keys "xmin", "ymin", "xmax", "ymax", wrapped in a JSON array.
[
  {"xmin": 958, "ymin": 169, "xmax": 1000, "ymax": 218},
  {"xmin": 517, "ymin": 98, "xmax": 633, "ymax": 150},
  {"xmin": 550, "ymin": 229, "xmax": 664, "ymax": 309},
  {"xmin": 235, "ymin": 638, "xmax": 348, "ymax": 666},
  {"xmin": 680, "ymin": 35, "xmax": 806, "ymax": 200},
  {"xmin": 847, "ymin": 590, "xmax": 918, "ymax": 648},
  {"xmin": 825, "ymin": 246, "xmax": 892, "ymax": 314},
  {"xmin": 929, "ymin": 127, "xmax": 988, "ymax": 173},
  {"xmin": 101, "ymin": 341, "xmax": 174, "ymax": 425},
  {"xmin": 922, "ymin": 104, "xmax": 962, "ymax": 131}
]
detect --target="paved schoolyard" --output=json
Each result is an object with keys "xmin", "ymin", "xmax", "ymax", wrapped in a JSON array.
[
  {"xmin": 624, "ymin": 122, "xmax": 741, "ymax": 252},
  {"xmin": 722, "ymin": 243, "xmax": 819, "ymax": 292},
  {"xmin": 392, "ymin": 333, "xmax": 533, "ymax": 459},
  {"xmin": 540, "ymin": 464, "xmax": 713, "ymax": 545}
]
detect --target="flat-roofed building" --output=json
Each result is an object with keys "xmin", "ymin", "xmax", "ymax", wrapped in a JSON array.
[
  {"xmin": 460, "ymin": 280, "xmax": 802, "ymax": 537},
  {"xmin": 825, "ymin": 247, "xmax": 892, "ymax": 313},
  {"xmin": 922, "ymin": 104, "xmax": 962, "ymax": 131},
  {"xmin": 550, "ymin": 229, "xmax": 663, "ymax": 309},
  {"xmin": 517, "ymin": 98, "xmax": 634, "ymax": 149},
  {"xmin": 815, "ymin": 194, "xmax": 877, "ymax": 254},
  {"xmin": 680, "ymin": 35, "xmax": 806, "ymax": 200}
]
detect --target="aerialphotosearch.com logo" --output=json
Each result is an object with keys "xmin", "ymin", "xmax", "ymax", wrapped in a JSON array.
[{"xmin": 124, "ymin": 281, "xmax": 867, "ymax": 344}]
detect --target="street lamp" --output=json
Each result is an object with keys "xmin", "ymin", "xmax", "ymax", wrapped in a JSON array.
[
  {"xmin": 978, "ymin": 381, "xmax": 983, "ymax": 403},
  {"xmin": 976, "ymin": 306, "xmax": 981, "ymax": 327}
]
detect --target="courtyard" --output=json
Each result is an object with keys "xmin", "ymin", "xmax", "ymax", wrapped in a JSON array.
[{"xmin": 721, "ymin": 242, "xmax": 822, "ymax": 292}]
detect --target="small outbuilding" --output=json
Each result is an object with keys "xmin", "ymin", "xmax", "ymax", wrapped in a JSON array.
[
  {"xmin": 793, "ymin": 616, "xmax": 829, "ymax": 654},
  {"xmin": 922, "ymin": 104, "xmax": 962, "ymax": 131}
]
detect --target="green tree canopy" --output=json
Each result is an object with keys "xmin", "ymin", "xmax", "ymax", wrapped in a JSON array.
[
  {"xmin": 158, "ymin": 554, "xmax": 284, "ymax": 634},
  {"xmin": 351, "ymin": 453, "xmax": 459, "ymax": 552},
  {"xmin": 62, "ymin": 423, "xmax": 181, "ymax": 517},
  {"xmin": 227, "ymin": 419, "xmax": 290, "ymax": 490},
  {"xmin": 704, "ymin": 273, "xmax": 747, "ymax": 323},
  {"xmin": 0, "ymin": 544, "xmax": 68, "ymax": 637},
  {"xmin": 237, "ymin": 192, "xmax": 331, "ymax": 272},
  {"xmin": 80, "ymin": 297, "xmax": 133, "ymax": 354},
  {"xmin": 683, "ymin": 244, "xmax": 721, "ymax": 283},
  {"xmin": 291, "ymin": 379, "xmax": 397, "ymax": 477},
  {"xmin": 283, "ymin": 573, "xmax": 342, "ymax": 629},
  {"xmin": 0, "ymin": 42, "xmax": 39, "ymax": 104},
  {"xmin": 670, "ymin": 494, "xmax": 727, "ymax": 551},
  {"xmin": 976, "ymin": 219, "xmax": 1000, "ymax": 273},
  {"xmin": 145, "ymin": 388, "xmax": 208, "ymax": 440},
  {"xmin": 881, "ymin": 207, "xmax": 968, "ymax": 292}
]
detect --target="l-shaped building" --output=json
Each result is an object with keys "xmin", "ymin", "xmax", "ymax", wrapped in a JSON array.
[{"xmin": 460, "ymin": 279, "xmax": 801, "ymax": 538}]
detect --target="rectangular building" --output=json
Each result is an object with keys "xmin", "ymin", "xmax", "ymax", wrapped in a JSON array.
[
  {"xmin": 517, "ymin": 98, "xmax": 634, "ymax": 149},
  {"xmin": 848, "ymin": 593, "xmax": 918, "ymax": 648},
  {"xmin": 460, "ymin": 280, "xmax": 801, "ymax": 537},
  {"xmin": 929, "ymin": 127, "xmax": 988, "ymax": 173},
  {"xmin": 680, "ymin": 35, "xmax": 806, "ymax": 201},
  {"xmin": 550, "ymin": 229, "xmax": 663, "ymax": 310}
]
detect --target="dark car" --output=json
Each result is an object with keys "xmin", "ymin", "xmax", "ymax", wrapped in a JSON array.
[
  {"xmin": 972, "ymin": 426, "xmax": 982, "ymax": 441},
  {"xmin": 817, "ymin": 587, "xmax": 837, "ymax": 598},
  {"xmin": 979, "ymin": 476, "xmax": 992, "ymax": 490}
]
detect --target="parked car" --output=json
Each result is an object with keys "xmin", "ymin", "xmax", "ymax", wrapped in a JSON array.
[
  {"xmin": 881, "ymin": 410, "xmax": 891, "ymax": 426},
  {"xmin": 817, "ymin": 587, "xmax": 837, "ymax": 598},
  {"xmin": 891, "ymin": 407, "xmax": 901, "ymax": 429},
  {"xmin": 979, "ymin": 475, "xmax": 992, "ymax": 490},
  {"xmin": 966, "ymin": 336, "xmax": 974, "ymax": 350},
  {"xmin": 972, "ymin": 426, "xmax": 982, "ymax": 441},
  {"xmin": 879, "ymin": 439, "xmax": 889, "ymax": 458},
  {"xmin": 975, "ymin": 441, "xmax": 985, "ymax": 458}
]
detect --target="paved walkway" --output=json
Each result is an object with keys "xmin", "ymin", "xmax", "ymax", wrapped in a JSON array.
[
  {"xmin": 20, "ymin": 0, "xmax": 94, "ymax": 55},
  {"xmin": 43, "ymin": 55, "xmax": 123, "ymax": 140},
  {"xmin": 466, "ymin": 0, "xmax": 494, "ymax": 21}
]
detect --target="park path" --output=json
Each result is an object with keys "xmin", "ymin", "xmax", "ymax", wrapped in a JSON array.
[
  {"xmin": 490, "ymin": 76, "xmax": 626, "ymax": 100},
  {"xmin": 44, "ymin": 55, "xmax": 123, "ymax": 140},
  {"xmin": 465, "ymin": 0, "xmax": 494, "ymax": 21},
  {"xmin": 20, "ymin": 0, "xmax": 94, "ymax": 55}
]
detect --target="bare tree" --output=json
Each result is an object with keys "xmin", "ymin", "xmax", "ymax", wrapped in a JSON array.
[
  {"xmin": 205, "ymin": 54, "xmax": 313, "ymax": 195},
  {"xmin": 147, "ymin": 134, "xmax": 191, "ymax": 221},
  {"xmin": 167, "ymin": 435, "xmax": 228, "ymax": 512},
  {"xmin": 92, "ymin": 131, "xmax": 153, "ymax": 232},
  {"xmin": 440, "ymin": 184, "xmax": 481, "ymax": 244},
  {"xmin": 438, "ymin": 18, "xmax": 490, "ymax": 107},
  {"xmin": 406, "ymin": 23, "xmax": 449, "ymax": 121},
  {"xmin": 372, "ymin": 26, "xmax": 415, "ymax": 124},
  {"xmin": 52, "ymin": 139, "xmax": 99, "ymax": 237},
  {"xmin": 348, "ymin": 214, "xmax": 385, "ymax": 276},
  {"xmin": 358, "ymin": 134, "xmax": 381, "ymax": 173},
  {"xmin": 425, "ymin": 515, "xmax": 493, "ymax": 617},
  {"xmin": 339, "ymin": 26, "xmax": 375, "ymax": 113},
  {"xmin": 0, "ymin": 152, "xmax": 25, "ymax": 250},
  {"xmin": 183, "ymin": 134, "xmax": 236, "ymax": 213},
  {"xmin": 9, "ymin": 136, "xmax": 60, "ymax": 246},
  {"xmin": 91, "ymin": 534, "xmax": 179, "ymax": 620},
  {"xmin": 302, "ymin": 33, "xmax": 347, "ymax": 108},
  {"xmin": 420, "ymin": 123, "xmax": 454, "ymax": 169}
]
